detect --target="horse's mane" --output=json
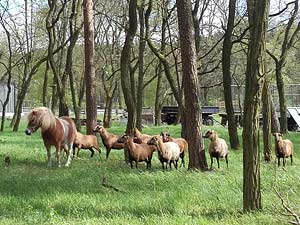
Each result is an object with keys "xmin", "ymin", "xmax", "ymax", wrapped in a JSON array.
[{"xmin": 28, "ymin": 107, "xmax": 56, "ymax": 131}]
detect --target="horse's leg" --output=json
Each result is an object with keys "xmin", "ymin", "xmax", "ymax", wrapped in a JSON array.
[
  {"xmin": 77, "ymin": 145, "xmax": 81, "ymax": 158},
  {"xmin": 46, "ymin": 145, "xmax": 52, "ymax": 168},
  {"xmin": 72, "ymin": 145, "xmax": 76, "ymax": 158},
  {"xmin": 65, "ymin": 143, "xmax": 73, "ymax": 167},
  {"xmin": 56, "ymin": 144, "xmax": 62, "ymax": 168}
]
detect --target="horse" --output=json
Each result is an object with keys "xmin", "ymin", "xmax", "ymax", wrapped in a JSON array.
[{"xmin": 25, "ymin": 107, "xmax": 77, "ymax": 168}]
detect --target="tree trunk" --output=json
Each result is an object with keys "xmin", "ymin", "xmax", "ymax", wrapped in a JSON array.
[
  {"xmin": 46, "ymin": 0, "xmax": 69, "ymax": 117},
  {"xmin": 270, "ymin": 97, "xmax": 280, "ymax": 133},
  {"xmin": 136, "ymin": 5, "xmax": 147, "ymax": 131},
  {"xmin": 67, "ymin": 0, "xmax": 83, "ymax": 131},
  {"xmin": 176, "ymin": 0, "xmax": 208, "ymax": 170},
  {"xmin": 222, "ymin": 0, "xmax": 240, "ymax": 149},
  {"xmin": 117, "ymin": 83, "xmax": 123, "ymax": 110},
  {"xmin": 11, "ymin": 53, "xmax": 50, "ymax": 131},
  {"xmin": 83, "ymin": 0, "xmax": 97, "ymax": 134},
  {"xmin": 103, "ymin": 95, "xmax": 114, "ymax": 128},
  {"xmin": 154, "ymin": 2, "xmax": 167, "ymax": 126},
  {"xmin": 192, "ymin": 0, "xmax": 201, "ymax": 54},
  {"xmin": 51, "ymin": 76, "xmax": 58, "ymax": 114},
  {"xmin": 276, "ymin": 63, "xmax": 288, "ymax": 133},
  {"xmin": 120, "ymin": 0, "xmax": 138, "ymax": 135},
  {"xmin": 146, "ymin": 0, "xmax": 183, "ymax": 114},
  {"xmin": 154, "ymin": 63, "xmax": 163, "ymax": 126},
  {"xmin": 42, "ymin": 60, "xmax": 50, "ymax": 107},
  {"xmin": 262, "ymin": 80, "xmax": 272, "ymax": 162},
  {"xmin": 268, "ymin": 0, "xmax": 300, "ymax": 134},
  {"xmin": 0, "ymin": 18, "xmax": 13, "ymax": 131},
  {"xmin": 12, "ymin": 59, "xmax": 44, "ymax": 131},
  {"xmin": 1, "ymin": 74, "xmax": 12, "ymax": 131},
  {"xmin": 12, "ymin": 86, "xmax": 27, "ymax": 131},
  {"xmin": 243, "ymin": 0, "xmax": 269, "ymax": 212},
  {"xmin": 103, "ymin": 83, "xmax": 117, "ymax": 128}
]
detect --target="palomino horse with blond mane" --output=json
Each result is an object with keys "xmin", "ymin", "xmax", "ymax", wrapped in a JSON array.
[{"xmin": 25, "ymin": 107, "xmax": 76, "ymax": 167}]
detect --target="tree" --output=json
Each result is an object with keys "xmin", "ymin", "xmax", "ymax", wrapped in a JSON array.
[
  {"xmin": 120, "ymin": 0, "xmax": 138, "ymax": 135},
  {"xmin": 46, "ymin": 0, "xmax": 69, "ymax": 117},
  {"xmin": 146, "ymin": 1, "xmax": 183, "ymax": 126},
  {"xmin": 65, "ymin": 0, "xmax": 84, "ymax": 131},
  {"xmin": 94, "ymin": 0, "xmax": 126, "ymax": 128},
  {"xmin": 267, "ymin": 0, "xmax": 300, "ymax": 134},
  {"xmin": 243, "ymin": 0, "xmax": 270, "ymax": 212},
  {"xmin": 83, "ymin": 0, "xmax": 97, "ymax": 134},
  {"xmin": 0, "ymin": 2, "xmax": 13, "ymax": 131},
  {"xmin": 221, "ymin": 0, "xmax": 240, "ymax": 149},
  {"xmin": 154, "ymin": 0, "xmax": 169, "ymax": 126},
  {"xmin": 262, "ymin": 80, "xmax": 272, "ymax": 162},
  {"xmin": 10, "ymin": 0, "xmax": 51, "ymax": 131},
  {"xmin": 176, "ymin": 0, "xmax": 208, "ymax": 170},
  {"xmin": 135, "ymin": 2, "xmax": 146, "ymax": 131}
]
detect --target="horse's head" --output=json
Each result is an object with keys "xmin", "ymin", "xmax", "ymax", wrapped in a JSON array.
[{"xmin": 25, "ymin": 107, "xmax": 50, "ymax": 135}]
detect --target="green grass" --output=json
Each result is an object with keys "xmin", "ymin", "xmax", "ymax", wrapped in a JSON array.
[{"xmin": 0, "ymin": 121, "xmax": 299, "ymax": 224}]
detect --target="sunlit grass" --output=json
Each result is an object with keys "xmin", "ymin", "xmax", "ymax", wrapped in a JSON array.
[{"xmin": 0, "ymin": 119, "xmax": 299, "ymax": 224}]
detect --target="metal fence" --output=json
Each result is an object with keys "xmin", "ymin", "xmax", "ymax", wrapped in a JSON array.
[{"xmin": 229, "ymin": 84, "xmax": 300, "ymax": 111}]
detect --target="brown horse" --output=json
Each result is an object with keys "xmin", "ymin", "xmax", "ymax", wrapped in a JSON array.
[{"xmin": 25, "ymin": 107, "xmax": 76, "ymax": 167}]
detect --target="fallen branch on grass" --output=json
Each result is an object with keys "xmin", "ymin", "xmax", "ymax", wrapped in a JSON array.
[{"xmin": 274, "ymin": 187, "xmax": 300, "ymax": 225}]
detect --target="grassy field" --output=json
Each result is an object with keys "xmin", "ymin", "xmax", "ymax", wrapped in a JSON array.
[{"xmin": 0, "ymin": 121, "xmax": 299, "ymax": 225}]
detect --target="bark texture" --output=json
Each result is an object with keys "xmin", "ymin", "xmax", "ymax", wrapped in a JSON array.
[
  {"xmin": 176, "ymin": 0, "xmax": 208, "ymax": 170},
  {"xmin": 243, "ymin": 0, "xmax": 270, "ymax": 212},
  {"xmin": 83, "ymin": 0, "xmax": 97, "ymax": 134},
  {"xmin": 222, "ymin": 0, "xmax": 240, "ymax": 149}
]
